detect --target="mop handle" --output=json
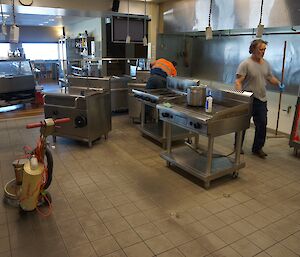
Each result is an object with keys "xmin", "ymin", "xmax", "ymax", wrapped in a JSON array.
[
  {"xmin": 275, "ymin": 41, "xmax": 287, "ymax": 135},
  {"xmin": 26, "ymin": 118, "xmax": 71, "ymax": 129}
]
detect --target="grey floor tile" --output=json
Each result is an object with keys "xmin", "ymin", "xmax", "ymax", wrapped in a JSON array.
[
  {"xmin": 91, "ymin": 235, "xmax": 120, "ymax": 256},
  {"xmin": 230, "ymin": 238, "xmax": 262, "ymax": 257},
  {"xmin": 265, "ymin": 243, "xmax": 298, "ymax": 257},
  {"xmin": 157, "ymin": 248, "xmax": 184, "ymax": 257},
  {"xmin": 178, "ymin": 239, "xmax": 209, "ymax": 257},
  {"xmin": 134, "ymin": 222, "xmax": 162, "ymax": 240},
  {"xmin": 67, "ymin": 242, "xmax": 97, "ymax": 257},
  {"xmin": 123, "ymin": 242, "xmax": 154, "ymax": 257},
  {"xmin": 145, "ymin": 234, "xmax": 174, "ymax": 255},
  {"xmin": 114, "ymin": 228, "xmax": 142, "ymax": 248},
  {"xmin": 247, "ymin": 230, "xmax": 276, "ymax": 250}
]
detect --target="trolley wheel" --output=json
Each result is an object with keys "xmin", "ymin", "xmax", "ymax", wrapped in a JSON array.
[
  {"xmin": 232, "ymin": 172, "xmax": 239, "ymax": 179},
  {"xmin": 38, "ymin": 191, "xmax": 52, "ymax": 207},
  {"xmin": 204, "ymin": 181, "xmax": 210, "ymax": 189}
]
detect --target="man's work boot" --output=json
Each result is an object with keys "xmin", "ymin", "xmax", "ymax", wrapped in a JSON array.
[{"xmin": 252, "ymin": 149, "xmax": 267, "ymax": 159}]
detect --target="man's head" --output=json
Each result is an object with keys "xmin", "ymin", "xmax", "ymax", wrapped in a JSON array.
[{"xmin": 249, "ymin": 39, "xmax": 268, "ymax": 60}]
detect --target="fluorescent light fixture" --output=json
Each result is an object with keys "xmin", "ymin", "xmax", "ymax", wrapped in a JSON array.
[
  {"xmin": 205, "ymin": 26, "xmax": 213, "ymax": 40},
  {"xmin": 256, "ymin": 23, "xmax": 264, "ymax": 38},
  {"xmin": 126, "ymin": 35, "xmax": 131, "ymax": 44},
  {"xmin": 163, "ymin": 9, "xmax": 174, "ymax": 16},
  {"xmin": 10, "ymin": 24, "xmax": 19, "ymax": 43},
  {"xmin": 0, "ymin": 104, "xmax": 23, "ymax": 113},
  {"xmin": 256, "ymin": 0, "xmax": 264, "ymax": 38}
]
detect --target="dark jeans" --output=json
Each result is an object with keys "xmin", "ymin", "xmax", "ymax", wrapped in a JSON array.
[
  {"xmin": 235, "ymin": 98, "xmax": 267, "ymax": 152},
  {"xmin": 146, "ymin": 75, "xmax": 167, "ymax": 89},
  {"xmin": 145, "ymin": 75, "xmax": 167, "ymax": 122}
]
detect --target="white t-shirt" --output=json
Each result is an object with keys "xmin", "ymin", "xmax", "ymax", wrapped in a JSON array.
[{"xmin": 236, "ymin": 57, "xmax": 273, "ymax": 102}]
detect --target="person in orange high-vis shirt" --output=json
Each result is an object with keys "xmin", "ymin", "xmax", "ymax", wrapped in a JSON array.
[{"xmin": 146, "ymin": 58, "xmax": 177, "ymax": 89}]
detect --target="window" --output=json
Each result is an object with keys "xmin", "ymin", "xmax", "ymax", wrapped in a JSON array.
[
  {"xmin": 22, "ymin": 43, "xmax": 59, "ymax": 60},
  {"xmin": 0, "ymin": 43, "xmax": 10, "ymax": 58}
]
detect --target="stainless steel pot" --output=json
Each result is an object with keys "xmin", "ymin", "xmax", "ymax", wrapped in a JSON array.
[{"xmin": 187, "ymin": 85, "xmax": 206, "ymax": 106}]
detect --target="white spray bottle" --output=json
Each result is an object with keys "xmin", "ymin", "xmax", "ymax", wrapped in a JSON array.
[{"xmin": 205, "ymin": 89, "xmax": 213, "ymax": 113}]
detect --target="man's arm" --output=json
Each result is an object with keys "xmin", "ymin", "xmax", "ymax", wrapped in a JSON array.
[
  {"xmin": 235, "ymin": 74, "xmax": 245, "ymax": 91},
  {"xmin": 267, "ymin": 76, "xmax": 281, "ymax": 86}
]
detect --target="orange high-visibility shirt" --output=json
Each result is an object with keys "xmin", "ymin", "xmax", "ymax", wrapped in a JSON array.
[{"xmin": 151, "ymin": 58, "xmax": 177, "ymax": 77}]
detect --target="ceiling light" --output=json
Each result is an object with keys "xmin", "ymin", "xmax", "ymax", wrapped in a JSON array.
[
  {"xmin": 126, "ymin": 0, "xmax": 130, "ymax": 44},
  {"xmin": 0, "ymin": 1, "xmax": 7, "ymax": 35},
  {"xmin": 205, "ymin": 0, "xmax": 213, "ymax": 40},
  {"xmin": 9, "ymin": 0, "xmax": 19, "ymax": 43},
  {"xmin": 256, "ymin": 0, "xmax": 264, "ymax": 38},
  {"xmin": 10, "ymin": 24, "xmax": 19, "ymax": 43},
  {"xmin": 143, "ymin": 0, "xmax": 147, "ymax": 46}
]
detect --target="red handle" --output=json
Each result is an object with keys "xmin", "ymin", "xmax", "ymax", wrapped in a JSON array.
[
  {"xmin": 26, "ymin": 118, "xmax": 71, "ymax": 129},
  {"xmin": 54, "ymin": 118, "xmax": 71, "ymax": 124},
  {"xmin": 26, "ymin": 121, "xmax": 44, "ymax": 129}
]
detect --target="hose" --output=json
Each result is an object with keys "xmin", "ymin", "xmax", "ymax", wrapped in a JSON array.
[{"xmin": 43, "ymin": 147, "xmax": 53, "ymax": 190}]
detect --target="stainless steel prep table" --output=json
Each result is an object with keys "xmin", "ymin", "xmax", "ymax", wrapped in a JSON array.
[
  {"xmin": 157, "ymin": 88, "xmax": 253, "ymax": 188},
  {"xmin": 132, "ymin": 77, "xmax": 200, "ymax": 148}
]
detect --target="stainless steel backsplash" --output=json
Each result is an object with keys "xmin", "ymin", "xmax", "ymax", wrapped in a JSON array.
[
  {"xmin": 162, "ymin": 0, "xmax": 300, "ymax": 33},
  {"xmin": 157, "ymin": 33, "xmax": 300, "ymax": 95}
]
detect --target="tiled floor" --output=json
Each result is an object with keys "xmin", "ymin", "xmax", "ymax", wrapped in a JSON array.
[{"xmin": 0, "ymin": 112, "xmax": 299, "ymax": 257}]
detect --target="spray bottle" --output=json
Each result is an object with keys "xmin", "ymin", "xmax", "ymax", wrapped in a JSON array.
[{"xmin": 205, "ymin": 89, "xmax": 213, "ymax": 113}]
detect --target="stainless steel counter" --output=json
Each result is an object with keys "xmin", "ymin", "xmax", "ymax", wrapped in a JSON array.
[{"xmin": 157, "ymin": 88, "xmax": 253, "ymax": 188}]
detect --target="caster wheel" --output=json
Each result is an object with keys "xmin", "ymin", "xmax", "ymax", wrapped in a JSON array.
[
  {"xmin": 232, "ymin": 172, "xmax": 239, "ymax": 179},
  {"xmin": 204, "ymin": 181, "xmax": 210, "ymax": 189},
  {"xmin": 38, "ymin": 191, "xmax": 52, "ymax": 207}
]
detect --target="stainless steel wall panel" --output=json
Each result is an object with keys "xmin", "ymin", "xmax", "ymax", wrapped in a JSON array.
[
  {"xmin": 157, "ymin": 33, "xmax": 300, "ymax": 95},
  {"xmin": 157, "ymin": 34, "xmax": 193, "ymax": 77},
  {"xmin": 191, "ymin": 34, "xmax": 300, "ymax": 95},
  {"xmin": 162, "ymin": 0, "xmax": 300, "ymax": 33}
]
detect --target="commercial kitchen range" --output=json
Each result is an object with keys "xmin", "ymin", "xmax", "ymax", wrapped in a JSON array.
[
  {"xmin": 132, "ymin": 76, "xmax": 200, "ymax": 148},
  {"xmin": 44, "ymin": 77, "xmax": 111, "ymax": 147},
  {"xmin": 157, "ymin": 88, "xmax": 253, "ymax": 188}
]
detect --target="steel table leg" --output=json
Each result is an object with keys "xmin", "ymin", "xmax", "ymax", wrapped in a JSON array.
[
  {"xmin": 165, "ymin": 122, "xmax": 172, "ymax": 166},
  {"xmin": 205, "ymin": 136, "xmax": 214, "ymax": 178},
  {"xmin": 140, "ymin": 103, "xmax": 145, "ymax": 129}
]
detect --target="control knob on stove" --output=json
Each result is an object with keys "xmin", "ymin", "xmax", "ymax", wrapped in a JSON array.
[
  {"xmin": 162, "ymin": 112, "xmax": 170, "ymax": 118},
  {"xmin": 150, "ymin": 99, "xmax": 157, "ymax": 103},
  {"xmin": 194, "ymin": 122, "xmax": 202, "ymax": 129}
]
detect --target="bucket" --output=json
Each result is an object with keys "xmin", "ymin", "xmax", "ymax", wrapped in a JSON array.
[
  {"xmin": 12, "ymin": 159, "xmax": 27, "ymax": 185},
  {"xmin": 19, "ymin": 160, "xmax": 43, "ymax": 211}
]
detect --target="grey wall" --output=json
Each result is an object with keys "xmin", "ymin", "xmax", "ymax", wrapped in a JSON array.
[
  {"xmin": 0, "ymin": 26, "xmax": 62, "ymax": 43},
  {"xmin": 156, "ymin": 34, "xmax": 193, "ymax": 78},
  {"xmin": 191, "ymin": 34, "xmax": 300, "ymax": 95},
  {"xmin": 162, "ymin": 0, "xmax": 300, "ymax": 33},
  {"xmin": 157, "ymin": 33, "xmax": 300, "ymax": 95}
]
